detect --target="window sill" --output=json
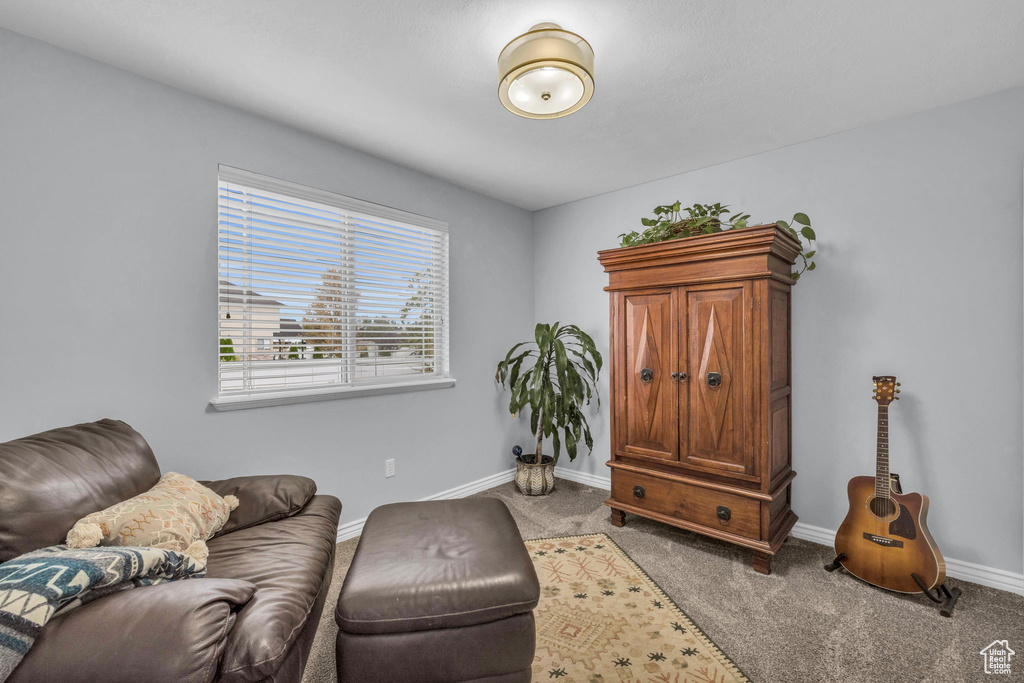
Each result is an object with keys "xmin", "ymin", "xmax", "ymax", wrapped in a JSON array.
[{"xmin": 209, "ymin": 377, "xmax": 456, "ymax": 411}]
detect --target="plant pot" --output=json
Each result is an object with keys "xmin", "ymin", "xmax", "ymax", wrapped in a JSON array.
[
  {"xmin": 514, "ymin": 455, "xmax": 555, "ymax": 496},
  {"xmin": 667, "ymin": 218, "xmax": 720, "ymax": 237}
]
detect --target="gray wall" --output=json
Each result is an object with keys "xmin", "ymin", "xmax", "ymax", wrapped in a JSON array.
[
  {"xmin": 0, "ymin": 28, "xmax": 534, "ymax": 526},
  {"xmin": 535, "ymin": 87, "xmax": 1024, "ymax": 574},
  {"xmin": 2, "ymin": 26, "xmax": 1022, "ymax": 575}
]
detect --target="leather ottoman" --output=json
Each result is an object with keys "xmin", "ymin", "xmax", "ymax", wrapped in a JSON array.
[{"xmin": 335, "ymin": 498, "xmax": 540, "ymax": 683}]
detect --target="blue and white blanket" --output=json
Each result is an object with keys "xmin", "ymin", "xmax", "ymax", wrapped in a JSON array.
[{"xmin": 0, "ymin": 545, "xmax": 205, "ymax": 681}]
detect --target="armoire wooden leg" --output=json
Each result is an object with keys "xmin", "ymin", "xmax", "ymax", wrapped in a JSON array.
[
  {"xmin": 609, "ymin": 508, "xmax": 627, "ymax": 527},
  {"xmin": 753, "ymin": 550, "xmax": 772, "ymax": 574}
]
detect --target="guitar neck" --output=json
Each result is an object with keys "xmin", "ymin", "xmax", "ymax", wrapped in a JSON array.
[{"xmin": 875, "ymin": 404, "xmax": 890, "ymax": 498}]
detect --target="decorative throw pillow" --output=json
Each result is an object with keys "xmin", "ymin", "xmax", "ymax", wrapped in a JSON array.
[{"xmin": 65, "ymin": 472, "xmax": 239, "ymax": 563}]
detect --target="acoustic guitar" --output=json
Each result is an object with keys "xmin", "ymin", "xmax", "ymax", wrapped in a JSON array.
[{"xmin": 833, "ymin": 376, "xmax": 946, "ymax": 593}]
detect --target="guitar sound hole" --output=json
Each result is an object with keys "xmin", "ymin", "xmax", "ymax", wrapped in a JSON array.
[{"xmin": 869, "ymin": 496, "xmax": 897, "ymax": 519}]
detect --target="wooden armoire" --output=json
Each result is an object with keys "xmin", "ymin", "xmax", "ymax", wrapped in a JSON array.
[{"xmin": 598, "ymin": 224, "xmax": 799, "ymax": 574}]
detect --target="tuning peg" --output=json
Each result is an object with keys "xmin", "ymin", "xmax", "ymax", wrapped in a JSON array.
[
  {"xmin": 895, "ymin": 389, "xmax": 901, "ymax": 393},
  {"xmin": 896, "ymin": 382, "xmax": 901, "ymax": 387}
]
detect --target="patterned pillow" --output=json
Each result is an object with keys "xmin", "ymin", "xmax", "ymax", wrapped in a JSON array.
[{"xmin": 65, "ymin": 472, "xmax": 239, "ymax": 563}]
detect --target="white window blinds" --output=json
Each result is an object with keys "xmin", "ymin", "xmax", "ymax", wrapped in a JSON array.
[{"xmin": 216, "ymin": 166, "xmax": 450, "ymax": 401}]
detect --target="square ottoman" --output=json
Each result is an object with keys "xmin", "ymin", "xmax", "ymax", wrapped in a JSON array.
[{"xmin": 335, "ymin": 498, "xmax": 540, "ymax": 683}]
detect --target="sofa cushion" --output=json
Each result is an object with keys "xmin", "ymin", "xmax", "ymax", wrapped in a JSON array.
[
  {"xmin": 203, "ymin": 474, "xmax": 317, "ymax": 537},
  {"xmin": 0, "ymin": 419, "xmax": 161, "ymax": 562},
  {"xmin": 65, "ymin": 472, "xmax": 239, "ymax": 561},
  {"xmin": 8, "ymin": 578, "xmax": 256, "ymax": 683},
  {"xmin": 206, "ymin": 494, "xmax": 341, "ymax": 683},
  {"xmin": 336, "ymin": 499, "xmax": 540, "ymax": 635}
]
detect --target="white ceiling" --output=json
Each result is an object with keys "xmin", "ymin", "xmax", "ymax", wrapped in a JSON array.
[{"xmin": 2, "ymin": 1, "xmax": 1024, "ymax": 210}]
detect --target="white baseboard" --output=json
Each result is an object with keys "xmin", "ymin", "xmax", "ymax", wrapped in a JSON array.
[
  {"xmin": 789, "ymin": 522, "xmax": 1024, "ymax": 595},
  {"xmin": 789, "ymin": 521, "xmax": 835, "ymax": 547},
  {"xmin": 335, "ymin": 466, "xmax": 1024, "ymax": 596},
  {"xmin": 336, "ymin": 468, "xmax": 517, "ymax": 542},
  {"xmin": 336, "ymin": 517, "xmax": 367, "ymax": 542},
  {"xmin": 424, "ymin": 467, "xmax": 517, "ymax": 501},
  {"xmin": 553, "ymin": 466, "xmax": 612, "ymax": 490},
  {"xmin": 548, "ymin": 472, "xmax": 1024, "ymax": 595},
  {"xmin": 943, "ymin": 557, "xmax": 1024, "ymax": 595}
]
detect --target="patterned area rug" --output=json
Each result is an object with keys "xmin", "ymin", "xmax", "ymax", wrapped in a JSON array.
[{"xmin": 525, "ymin": 534, "xmax": 750, "ymax": 683}]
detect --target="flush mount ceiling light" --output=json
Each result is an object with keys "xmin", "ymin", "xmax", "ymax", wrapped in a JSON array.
[{"xmin": 498, "ymin": 22, "xmax": 594, "ymax": 119}]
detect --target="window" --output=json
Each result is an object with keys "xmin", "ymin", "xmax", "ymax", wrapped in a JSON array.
[{"xmin": 212, "ymin": 166, "xmax": 452, "ymax": 410}]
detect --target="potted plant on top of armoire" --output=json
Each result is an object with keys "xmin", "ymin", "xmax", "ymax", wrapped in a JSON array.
[
  {"xmin": 618, "ymin": 201, "xmax": 818, "ymax": 279},
  {"xmin": 495, "ymin": 322, "xmax": 602, "ymax": 495}
]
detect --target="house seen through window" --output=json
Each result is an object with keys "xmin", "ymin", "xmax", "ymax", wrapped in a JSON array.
[{"xmin": 217, "ymin": 167, "xmax": 450, "ymax": 400}]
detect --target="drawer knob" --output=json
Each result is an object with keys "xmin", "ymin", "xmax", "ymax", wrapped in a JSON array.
[
  {"xmin": 716, "ymin": 505, "xmax": 731, "ymax": 522},
  {"xmin": 633, "ymin": 485, "xmax": 646, "ymax": 499}
]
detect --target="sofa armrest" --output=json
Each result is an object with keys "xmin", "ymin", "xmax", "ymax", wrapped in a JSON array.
[
  {"xmin": 203, "ymin": 475, "xmax": 317, "ymax": 537},
  {"xmin": 9, "ymin": 578, "xmax": 257, "ymax": 683}
]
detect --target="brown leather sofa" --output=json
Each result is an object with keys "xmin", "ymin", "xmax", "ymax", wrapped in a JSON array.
[{"xmin": 0, "ymin": 419, "xmax": 341, "ymax": 683}]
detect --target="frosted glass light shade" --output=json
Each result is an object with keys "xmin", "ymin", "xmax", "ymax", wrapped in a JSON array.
[
  {"xmin": 507, "ymin": 67, "xmax": 585, "ymax": 116},
  {"xmin": 498, "ymin": 23, "xmax": 594, "ymax": 119}
]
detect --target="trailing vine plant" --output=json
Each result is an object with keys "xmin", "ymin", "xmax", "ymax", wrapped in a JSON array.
[{"xmin": 618, "ymin": 202, "xmax": 818, "ymax": 281}]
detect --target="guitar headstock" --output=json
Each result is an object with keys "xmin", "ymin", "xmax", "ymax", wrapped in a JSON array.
[{"xmin": 872, "ymin": 375, "xmax": 901, "ymax": 405}]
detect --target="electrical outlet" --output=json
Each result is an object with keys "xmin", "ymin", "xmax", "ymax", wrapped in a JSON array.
[{"xmin": 385, "ymin": 459, "xmax": 395, "ymax": 478}]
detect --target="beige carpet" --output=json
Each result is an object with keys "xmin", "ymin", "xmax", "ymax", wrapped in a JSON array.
[{"xmin": 302, "ymin": 480, "xmax": 1024, "ymax": 682}]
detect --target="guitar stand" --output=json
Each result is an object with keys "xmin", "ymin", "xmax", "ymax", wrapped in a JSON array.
[
  {"xmin": 911, "ymin": 572, "xmax": 961, "ymax": 617},
  {"xmin": 823, "ymin": 553, "xmax": 845, "ymax": 572},
  {"xmin": 823, "ymin": 554, "xmax": 961, "ymax": 617}
]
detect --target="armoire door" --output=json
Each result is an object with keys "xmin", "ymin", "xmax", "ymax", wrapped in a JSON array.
[
  {"xmin": 682, "ymin": 283, "xmax": 754, "ymax": 476},
  {"xmin": 617, "ymin": 289, "xmax": 677, "ymax": 461}
]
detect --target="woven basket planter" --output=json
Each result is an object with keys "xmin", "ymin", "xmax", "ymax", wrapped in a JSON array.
[
  {"xmin": 667, "ymin": 218, "xmax": 721, "ymax": 238},
  {"xmin": 515, "ymin": 455, "xmax": 555, "ymax": 496}
]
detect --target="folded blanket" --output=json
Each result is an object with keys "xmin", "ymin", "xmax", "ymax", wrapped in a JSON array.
[{"xmin": 0, "ymin": 545, "xmax": 205, "ymax": 681}]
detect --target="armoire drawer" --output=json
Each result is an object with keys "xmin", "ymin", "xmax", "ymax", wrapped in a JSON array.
[{"xmin": 610, "ymin": 469, "xmax": 761, "ymax": 539}]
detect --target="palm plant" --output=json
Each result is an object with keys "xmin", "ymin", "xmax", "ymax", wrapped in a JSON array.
[{"xmin": 495, "ymin": 322, "xmax": 602, "ymax": 464}]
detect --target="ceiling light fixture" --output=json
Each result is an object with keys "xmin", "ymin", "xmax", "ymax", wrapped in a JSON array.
[{"xmin": 498, "ymin": 22, "xmax": 594, "ymax": 119}]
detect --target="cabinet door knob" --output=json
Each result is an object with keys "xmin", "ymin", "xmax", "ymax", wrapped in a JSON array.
[
  {"xmin": 707, "ymin": 372, "xmax": 723, "ymax": 388},
  {"xmin": 640, "ymin": 368, "xmax": 654, "ymax": 383},
  {"xmin": 633, "ymin": 485, "xmax": 646, "ymax": 499}
]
